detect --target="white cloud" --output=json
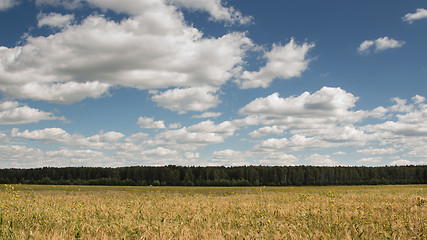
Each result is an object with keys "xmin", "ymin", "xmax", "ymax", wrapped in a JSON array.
[
  {"xmin": 306, "ymin": 153, "xmax": 338, "ymax": 166},
  {"xmin": 187, "ymin": 120, "xmax": 236, "ymax": 137},
  {"xmin": 388, "ymin": 159, "xmax": 412, "ymax": 166},
  {"xmin": 259, "ymin": 153, "xmax": 298, "ymax": 166},
  {"xmin": 10, "ymin": 128, "xmax": 125, "ymax": 150},
  {"xmin": 255, "ymin": 135, "xmax": 321, "ymax": 152},
  {"xmin": 239, "ymin": 87, "xmax": 378, "ymax": 153},
  {"xmin": 209, "ymin": 149, "xmax": 249, "ymax": 166},
  {"xmin": 239, "ymin": 87, "xmax": 363, "ymax": 124},
  {"xmin": 412, "ymin": 95, "xmax": 425, "ymax": 105},
  {"xmin": 141, "ymin": 147, "xmax": 178, "ymax": 157},
  {"xmin": 358, "ymin": 37, "xmax": 405, "ymax": 55},
  {"xmin": 87, "ymin": 130, "xmax": 124, "ymax": 142},
  {"xmin": 389, "ymin": 97, "xmax": 413, "ymax": 113},
  {"xmin": 0, "ymin": 144, "xmax": 113, "ymax": 168},
  {"xmin": 184, "ymin": 151, "xmax": 199, "ymax": 159},
  {"xmin": 153, "ymin": 120, "xmax": 236, "ymax": 150},
  {"xmin": 2, "ymin": 81, "xmax": 111, "ymax": 104},
  {"xmin": 153, "ymin": 128, "xmax": 222, "ymax": 150},
  {"xmin": 249, "ymin": 125, "xmax": 285, "ymax": 138},
  {"xmin": 152, "ymin": 86, "xmax": 220, "ymax": 113},
  {"xmin": 403, "ymin": 8, "xmax": 427, "ymax": 24},
  {"xmin": 0, "ymin": 0, "xmax": 19, "ymax": 11},
  {"xmin": 238, "ymin": 39, "xmax": 314, "ymax": 88},
  {"xmin": 356, "ymin": 157, "xmax": 383, "ymax": 165},
  {"xmin": 0, "ymin": 1, "xmax": 252, "ymax": 104},
  {"xmin": 0, "ymin": 145, "xmax": 45, "ymax": 168},
  {"xmin": 333, "ymin": 151, "xmax": 347, "ymax": 155},
  {"xmin": 192, "ymin": 112, "xmax": 222, "ymax": 119},
  {"xmin": 407, "ymin": 146, "xmax": 427, "ymax": 158},
  {"xmin": 171, "ymin": 0, "xmax": 252, "ymax": 25},
  {"xmin": 124, "ymin": 132, "xmax": 149, "ymax": 143},
  {"xmin": 35, "ymin": 0, "xmax": 82, "ymax": 9},
  {"xmin": 137, "ymin": 117, "xmax": 166, "ymax": 129},
  {"xmin": 357, "ymin": 147, "xmax": 400, "ymax": 155},
  {"xmin": 168, "ymin": 123, "xmax": 182, "ymax": 129},
  {"xmin": 0, "ymin": 101, "xmax": 65, "ymax": 124},
  {"xmin": 357, "ymin": 40, "xmax": 374, "ymax": 54},
  {"xmin": 362, "ymin": 99, "xmax": 427, "ymax": 137},
  {"xmin": 37, "ymin": 12, "xmax": 74, "ymax": 28}
]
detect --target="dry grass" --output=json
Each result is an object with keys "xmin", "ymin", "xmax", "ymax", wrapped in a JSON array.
[{"xmin": 0, "ymin": 184, "xmax": 426, "ymax": 239}]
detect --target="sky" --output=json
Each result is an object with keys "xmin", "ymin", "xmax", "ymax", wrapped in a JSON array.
[{"xmin": 0, "ymin": 0, "xmax": 426, "ymax": 168}]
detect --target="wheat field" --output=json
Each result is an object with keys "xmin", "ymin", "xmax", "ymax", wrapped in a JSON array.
[{"xmin": 0, "ymin": 184, "xmax": 426, "ymax": 239}]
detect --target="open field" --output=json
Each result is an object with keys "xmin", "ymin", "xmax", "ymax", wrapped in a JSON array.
[{"xmin": 0, "ymin": 184, "xmax": 426, "ymax": 239}]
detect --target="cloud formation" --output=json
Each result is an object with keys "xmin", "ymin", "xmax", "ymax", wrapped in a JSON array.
[
  {"xmin": 152, "ymin": 86, "xmax": 220, "ymax": 114},
  {"xmin": 0, "ymin": 0, "xmax": 252, "ymax": 104},
  {"xmin": 0, "ymin": 101, "xmax": 65, "ymax": 124},
  {"xmin": 402, "ymin": 8, "xmax": 427, "ymax": 24},
  {"xmin": 0, "ymin": 0, "xmax": 18, "ymax": 11},
  {"xmin": 238, "ymin": 39, "xmax": 314, "ymax": 88},
  {"xmin": 171, "ymin": 0, "xmax": 252, "ymax": 25},
  {"xmin": 37, "ymin": 12, "xmax": 75, "ymax": 28},
  {"xmin": 192, "ymin": 112, "xmax": 222, "ymax": 119},
  {"xmin": 209, "ymin": 149, "xmax": 249, "ymax": 166},
  {"xmin": 137, "ymin": 117, "xmax": 166, "ymax": 129},
  {"xmin": 358, "ymin": 37, "xmax": 405, "ymax": 55}
]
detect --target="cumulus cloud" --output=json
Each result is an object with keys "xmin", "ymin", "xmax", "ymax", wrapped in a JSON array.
[
  {"xmin": 356, "ymin": 157, "xmax": 383, "ymax": 165},
  {"xmin": 333, "ymin": 151, "xmax": 347, "ymax": 155},
  {"xmin": 0, "ymin": 101, "xmax": 65, "ymax": 124},
  {"xmin": 362, "ymin": 97, "xmax": 427, "ymax": 138},
  {"xmin": 357, "ymin": 147, "xmax": 400, "ymax": 155},
  {"xmin": 249, "ymin": 125, "xmax": 285, "ymax": 138},
  {"xmin": 388, "ymin": 159, "xmax": 413, "ymax": 166},
  {"xmin": 168, "ymin": 123, "xmax": 182, "ymax": 129},
  {"xmin": 171, "ymin": 0, "xmax": 252, "ymax": 25},
  {"xmin": 358, "ymin": 37, "xmax": 405, "ymax": 55},
  {"xmin": 37, "ymin": 12, "xmax": 74, "ymax": 28},
  {"xmin": 0, "ymin": 0, "xmax": 19, "ymax": 11},
  {"xmin": 124, "ymin": 132, "xmax": 149, "ymax": 143},
  {"xmin": 35, "ymin": 0, "xmax": 82, "ymax": 9},
  {"xmin": 154, "ymin": 120, "xmax": 236, "ymax": 150},
  {"xmin": 412, "ymin": 95, "xmax": 425, "ymax": 105},
  {"xmin": 238, "ymin": 39, "xmax": 314, "ymax": 88},
  {"xmin": 403, "ymin": 8, "xmax": 427, "ymax": 24},
  {"xmin": 184, "ymin": 151, "xmax": 199, "ymax": 159},
  {"xmin": 255, "ymin": 135, "xmax": 321, "ymax": 152},
  {"xmin": 258, "ymin": 153, "xmax": 298, "ymax": 166},
  {"xmin": 141, "ymin": 147, "xmax": 178, "ymax": 157},
  {"xmin": 306, "ymin": 154, "xmax": 338, "ymax": 166},
  {"xmin": 239, "ymin": 87, "xmax": 363, "ymax": 123},
  {"xmin": 137, "ymin": 117, "xmax": 166, "ymax": 129},
  {"xmin": 238, "ymin": 87, "xmax": 376, "ymax": 153},
  {"xmin": 0, "ymin": 0, "xmax": 252, "ymax": 104},
  {"xmin": 11, "ymin": 128, "xmax": 125, "ymax": 150},
  {"xmin": 0, "ymin": 144, "xmax": 116, "ymax": 168},
  {"xmin": 192, "ymin": 112, "xmax": 222, "ymax": 119},
  {"xmin": 152, "ymin": 86, "xmax": 220, "ymax": 114},
  {"xmin": 407, "ymin": 146, "xmax": 427, "ymax": 158},
  {"xmin": 209, "ymin": 149, "xmax": 249, "ymax": 166},
  {"xmin": 2, "ymin": 82, "xmax": 111, "ymax": 104}
]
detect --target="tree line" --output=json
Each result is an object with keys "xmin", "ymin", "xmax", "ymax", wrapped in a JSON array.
[{"xmin": 0, "ymin": 165, "xmax": 425, "ymax": 186}]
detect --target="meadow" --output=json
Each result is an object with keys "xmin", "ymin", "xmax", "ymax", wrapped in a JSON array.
[{"xmin": 0, "ymin": 184, "xmax": 425, "ymax": 239}]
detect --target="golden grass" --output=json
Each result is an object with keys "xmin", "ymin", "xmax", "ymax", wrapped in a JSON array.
[{"xmin": 0, "ymin": 184, "xmax": 426, "ymax": 239}]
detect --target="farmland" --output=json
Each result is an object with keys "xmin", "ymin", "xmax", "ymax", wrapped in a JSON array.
[{"xmin": 0, "ymin": 184, "xmax": 426, "ymax": 239}]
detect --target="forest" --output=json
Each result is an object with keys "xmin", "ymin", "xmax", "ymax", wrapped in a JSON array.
[{"xmin": 0, "ymin": 165, "xmax": 425, "ymax": 186}]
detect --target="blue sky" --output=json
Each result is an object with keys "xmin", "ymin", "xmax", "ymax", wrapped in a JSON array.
[{"xmin": 0, "ymin": 0, "xmax": 426, "ymax": 168}]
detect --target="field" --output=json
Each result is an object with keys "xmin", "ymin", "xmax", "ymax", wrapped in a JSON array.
[{"xmin": 0, "ymin": 184, "xmax": 426, "ymax": 239}]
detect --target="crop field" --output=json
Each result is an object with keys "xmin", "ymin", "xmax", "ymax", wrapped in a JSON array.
[{"xmin": 0, "ymin": 184, "xmax": 426, "ymax": 239}]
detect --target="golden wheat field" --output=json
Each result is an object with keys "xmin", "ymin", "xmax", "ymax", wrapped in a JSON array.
[{"xmin": 0, "ymin": 184, "xmax": 426, "ymax": 239}]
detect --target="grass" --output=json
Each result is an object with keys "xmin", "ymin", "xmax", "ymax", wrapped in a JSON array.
[{"xmin": 0, "ymin": 184, "xmax": 426, "ymax": 239}]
